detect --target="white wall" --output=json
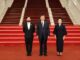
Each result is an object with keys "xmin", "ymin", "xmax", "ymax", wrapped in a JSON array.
[
  {"xmin": 0, "ymin": 0, "xmax": 14, "ymax": 23},
  {"xmin": 60, "ymin": 0, "xmax": 80, "ymax": 25},
  {"xmin": 60, "ymin": 0, "xmax": 68, "ymax": 8}
]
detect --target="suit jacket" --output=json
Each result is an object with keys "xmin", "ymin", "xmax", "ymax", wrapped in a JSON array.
[
  {"xmin": 37, "ymin": 20, "xmax": 50, "ymax": 37},
  {"xmin": 23, "ymin": 21, "xmax": 35, "ymax": 38},
  {"xmin": 53, "ymin": 24, "xmax": 67, "ymax": 37}
]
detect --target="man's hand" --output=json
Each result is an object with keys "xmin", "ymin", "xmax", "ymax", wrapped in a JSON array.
[
  {"xmin": 54, "ymin": 35, "xmax": 56, "ymax": 39},
  {"xmin": 63, "ymin": 36, "xmax": 66, "ymax": 40},
  {"xmin": 36, "ymin": 36, "xmax": 38, "ymax": 38},
  {"xmin": 48, "ymin": 36, "xmax": 50, "ymax": 39}
]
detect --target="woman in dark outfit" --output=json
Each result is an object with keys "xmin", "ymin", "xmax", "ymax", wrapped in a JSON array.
[{"xmin": 53, "ymin": 19, "xmax": 67, "ymax": 56}]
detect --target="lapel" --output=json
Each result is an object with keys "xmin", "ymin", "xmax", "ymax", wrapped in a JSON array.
[
  {"xmin": 57, "ymin": 24, "xmax": 63, "ymax": 30},
  {"xmin": 40, "ymin": 21, "xmax": 46, "ymax": 27},
  {"xmin": 40, "ymin": 21, "xmax": 44, "ymax": 28},
  {"xmin": 44, "ymin": 21, "xmax": 46, "ymax": 27},
  {"xmin": 40, "ymin": 21, "xmax": 42, "ymax": 28}
]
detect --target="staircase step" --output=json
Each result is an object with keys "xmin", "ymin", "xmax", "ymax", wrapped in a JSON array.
[
  {"xmin": 0, "ymin": 40, "xmax": 80, "ymax": 43},
  {"xmin": 1, "ymin": 0, "xmax": 25, "ymax": 24},
  {"xmin": 0, "ymin": 37, "xmax": 80, "ymax": 42},
  {"xmin": 49, "ymin": 0, "xmax": 73, "ymax": 25},
  {"xmin": 0, "ymin": 25, "xmax": 79, "ymax": 43}
]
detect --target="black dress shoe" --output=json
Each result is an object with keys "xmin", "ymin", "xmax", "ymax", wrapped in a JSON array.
[
  {"xmin": 39, "ymin": 54, "xmax": 43, "ymax": 56},
  {"xmin": 57, "ymin": 54, "xmax": 60, "ymax": 56},
  {"xmin": 27, "ymin": 54, "xmax": 31, "ymax": 56},
  {"xmin": 57, "ymin": 54, "xmax": 61, "ymax": 56},
  {"xmin": 44, "ymin": 54, "xmax": 47, "ymax": 56}
]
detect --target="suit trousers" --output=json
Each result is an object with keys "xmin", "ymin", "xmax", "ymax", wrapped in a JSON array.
[
  {"xmin": 39, "ymin": 34, "xmax": 47, "ymax": 55},
  {"xmin": 25, "ymin": 35, "xmax": 33, "ymax": 55}
]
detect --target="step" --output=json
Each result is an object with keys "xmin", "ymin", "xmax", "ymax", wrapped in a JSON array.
[
  {"xmin": 0, "ymin": 29, "xmax": 80, "ymax": 32},
  {"xmin": 2, "ymin": 21, "xmax": 19, "ymax": 23},
  {"xmin": 0, "ymin": 26, "xmax": 80, "ymax": 30},
  {"xmin": 0, "ymin": 36, "xmax": 80, "ymax": 40},
  {"xmin": 0, "ymin": 33, "xmax": 80, "ymax": 37},
  {"xmin": 5, "ymin": 16, "xmax": 21, "ymax": 18},
  {"xmin": 0, "ymin": 41, "xmax": 80, "ymax": 44}
]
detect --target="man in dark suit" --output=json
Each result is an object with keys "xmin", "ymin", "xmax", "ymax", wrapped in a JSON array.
[
  {"xmin": 37, "ymin": 15, "xmax": 50, "ymax": 56},
  {"xmin": 23, "ymin": 17, "xmax": 35, "ymax": 56}
]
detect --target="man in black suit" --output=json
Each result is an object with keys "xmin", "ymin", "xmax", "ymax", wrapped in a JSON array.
[
  {"xmin": 37, "ymin": 15, "xmax": 50, "ymax": 56},
  {"xmin": 23, "ymin": 17, "xmax": 35, "ymax": 56}
]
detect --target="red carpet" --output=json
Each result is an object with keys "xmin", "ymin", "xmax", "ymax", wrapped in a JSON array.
[
  {"xmin": 0, "ymin": 25, "xmax": 80, "ymax": 44},
  {"xmin": 0, "ymin": 44, "xmax": 80, "ymax": 60},
  {"xmin": 0, "ymin": 0, "xmax": 80, "ymax": 60}
]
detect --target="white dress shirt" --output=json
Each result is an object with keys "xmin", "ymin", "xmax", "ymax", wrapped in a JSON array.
[
  {"xmin": 41, "ymin": 21, "xmax": 44, "ymax": 27},
  {"xmin": 27, "ymin": 22, "xmax": 31, "ymax": 30}
]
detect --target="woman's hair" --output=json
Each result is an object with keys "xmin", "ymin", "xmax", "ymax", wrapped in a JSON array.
[{"xmin": 58, "ymin": 18, "xmax": 63, "ymax": 22}]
